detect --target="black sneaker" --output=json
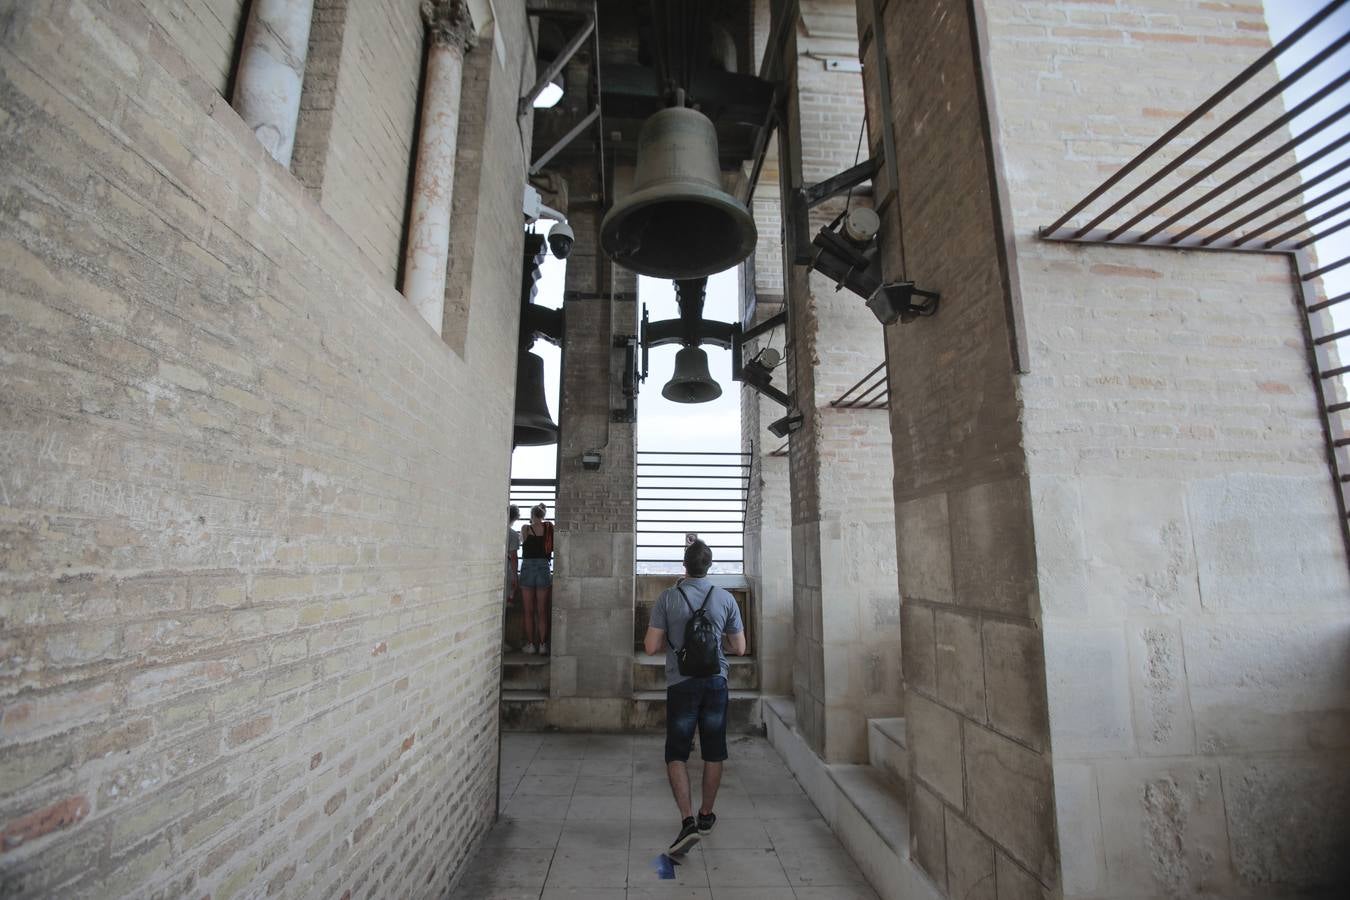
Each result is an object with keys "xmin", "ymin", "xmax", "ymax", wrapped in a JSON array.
[
  {"xmin": 668, "ymin": 817, "xmax": 700, "ymax": 856},
  {"xmin": 697, "ymin": 811, "xmax": 716, "ymax": 834}
]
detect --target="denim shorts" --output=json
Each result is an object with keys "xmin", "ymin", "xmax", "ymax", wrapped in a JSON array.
[
  {"xmin": 519, "ymin": 558, "xmax": 552, "ymax": 588},
  {"xmin": 664, "ymin": 675, "xmax": 729, "ymax": 763}
]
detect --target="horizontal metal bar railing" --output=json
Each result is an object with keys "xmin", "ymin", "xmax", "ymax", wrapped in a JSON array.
[{"xmin": 635, "ymin": 449, "xmax": 750, "ymax": 573}]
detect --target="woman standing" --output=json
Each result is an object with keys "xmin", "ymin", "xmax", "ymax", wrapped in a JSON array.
[
  {"xmin": 519, "ymin": 503, "xmax": 553, "ymax": 655},
  {"xmin": 504, "ymin": 505, "xmax": 520, "ymax": 653}
]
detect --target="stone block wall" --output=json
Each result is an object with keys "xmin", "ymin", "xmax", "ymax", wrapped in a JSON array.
[
  {"xmin": 979, "ymin": 1, "xmax": 1350, "ymax": 896},
  {"xmin": 0, "ymin": 1, "xmax": 531, "ymax": 896},
  {"xmin": 856, "ymin": 0, "xmax": 1056, "ymax": 896},
  {"xmin": 143, "ymin": 0, "xmax": 248, "ymax": 98},
  {"xmin": 313, "ymin": 0, "xmax": 423, "ymax": 284},
  {"xmin": 549, "ymin": 160, "xmax": 638, "ymax": 729}
]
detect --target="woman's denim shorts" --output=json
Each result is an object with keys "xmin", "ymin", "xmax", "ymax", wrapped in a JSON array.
[{"xmin": 519, "ymin": 558, "xmax": 552, "ymax": 588}]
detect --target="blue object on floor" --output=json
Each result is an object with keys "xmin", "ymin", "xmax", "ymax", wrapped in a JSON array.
[{"xmin": 652, "ymin": 854, "xmax": 678, "ymax": 879}]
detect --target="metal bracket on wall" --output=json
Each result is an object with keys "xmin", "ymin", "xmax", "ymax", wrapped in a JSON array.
[
  {"xmin": 612, "ymin": 334, "xmax": 638, "ymax": 423},
  {"xmin": 519, "ymin": 12, "xmax": 595, "ymax": 116}
]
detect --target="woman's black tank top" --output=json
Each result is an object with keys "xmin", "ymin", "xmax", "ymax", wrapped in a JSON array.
[{"xmin": 522, "ymin": 525, "xmax": 549, "ymax": 559}]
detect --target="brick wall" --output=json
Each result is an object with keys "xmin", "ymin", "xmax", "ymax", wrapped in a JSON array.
[
  {"xmin": 0, "ymin": 1, "xmax": 531, "ymax": 896},
  {"xmin": 774, "ymin": 0, "xmax": 903, "ymax": 764},
  {"xmin": 142, "ymin": 0, "xmax": 247, "ymax": 98},
  {"xmin": 292, "ymin": 0, "xmax": 351, "ymax": 197},
  {"xmin": 318, "ymin": 0, "xmax": 423, "ymax": 284},
  {"xmin": 856, "ymin": 0, "xmax": 1056, "ymax": 896},
  {"xmin": 548, "ymin": 159, "xmax": 638, "ymax": 726},
  {"xmin": 741, "ymin": 302, "xmax": 794, "ymax": 696},
  {"xmin": 980, "ymin": 1, "xmax": 1350, "ymax": 896}
]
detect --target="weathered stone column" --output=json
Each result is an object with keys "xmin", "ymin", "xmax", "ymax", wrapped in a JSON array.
[
  {"xmin": 231, "ymin": 0, "xmax": 315, "ymax": 166},
  {"xmin": 403, "ymin": 0, "xmax": 476, "ymax": 333}
]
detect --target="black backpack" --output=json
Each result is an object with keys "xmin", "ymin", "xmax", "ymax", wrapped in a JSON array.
[{"xmin": 671, "ymin": 584, "xmax": 721, "ymax": 678}]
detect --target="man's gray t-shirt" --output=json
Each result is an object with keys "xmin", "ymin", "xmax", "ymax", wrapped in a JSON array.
[{"xmin": 650, "ymin": 578, "xmax": 743, "ymax": 687}]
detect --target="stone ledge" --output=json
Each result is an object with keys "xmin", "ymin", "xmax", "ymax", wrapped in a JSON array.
[
  {"xmin": 763, "ymin": 697, "xmax": 942, "ymax": 900},
  {"xmin": 867, "ymin": 716, "xmax": 909, "ymax": 793}
]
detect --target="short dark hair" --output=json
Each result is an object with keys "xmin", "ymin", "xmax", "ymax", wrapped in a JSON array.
[
  {"xmin": 509, "ymin": 504, "xmax": 520, "ymax": 523},
  {"xmin": 683, "ymin": 540, "xmax": 713, "ymax": 577}
]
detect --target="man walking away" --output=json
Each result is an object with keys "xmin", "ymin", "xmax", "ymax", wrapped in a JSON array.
[{"xmin": 642, "ymin": 540, "xmax": 747, "ymax": 856}]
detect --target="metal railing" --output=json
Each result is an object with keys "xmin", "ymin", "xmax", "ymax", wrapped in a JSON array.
[
  {"xmin": 636, "ymin": 450, "xmax": 750, "ymax": 574},
  {"xmin": 1039, "ymin": 0, "xmax": 1350, "ymax": 558},
  {"xmin": 510, "ymin": 478, "xmax": 557, "ymax": 517},
  {"xmin": 830, "ymin": 361, "xmax": 889, "ymax": 409}
]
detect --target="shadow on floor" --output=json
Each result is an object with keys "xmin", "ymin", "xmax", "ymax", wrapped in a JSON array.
[{"xmin": 452, "ymin": 732, "xmax": 880, "ymax": 899}]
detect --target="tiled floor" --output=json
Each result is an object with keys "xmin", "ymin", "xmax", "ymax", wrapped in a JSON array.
[{"xmin": 452, "ymin": 732, "xmax": 880, "ymax": 900}]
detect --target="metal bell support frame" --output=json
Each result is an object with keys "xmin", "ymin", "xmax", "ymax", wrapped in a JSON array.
[{"xmin": 601, "ymin": 106, "xmax": 757, "ymax": 279}]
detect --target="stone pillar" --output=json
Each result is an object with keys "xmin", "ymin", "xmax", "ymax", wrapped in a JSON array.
[
  {"xmin": 775, "ymin": 0, "xmax": 903, "ymax": 765},
  {"xmin": 403, "ymin": 0, "xmax": 476, "ymax": 334},
  {"xmin": 851, "ymin": 2, "xmax": 1059, "ymax": 896},
  {"xmin": 547, "ymin": 161, "xmax": 638, "ymax": 730},
  {"xmin": 232, "ymin": 0, "xmax": 315, "ymax": 166}
]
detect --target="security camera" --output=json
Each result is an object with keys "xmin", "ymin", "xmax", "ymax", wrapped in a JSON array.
[{"xmin": 547, "ymin": 221, "xmax": 574, "ymax": 260}]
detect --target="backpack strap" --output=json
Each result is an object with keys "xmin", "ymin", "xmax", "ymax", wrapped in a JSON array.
[{"xmin": 665, "ymin": 585, "xmax": 694, "ymax": 651}]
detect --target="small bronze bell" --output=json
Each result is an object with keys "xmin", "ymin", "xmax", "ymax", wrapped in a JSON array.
[
  {"xmin": 663, "ymin": 346, "xmax": 722, "ymax": 404},
  {"xmin": 601, "ymin": 107, "xmax": 757, "ymax": 279},
  {"xmin": 513, "ymin": 351, "xmax": 559, "ymax": 446}
]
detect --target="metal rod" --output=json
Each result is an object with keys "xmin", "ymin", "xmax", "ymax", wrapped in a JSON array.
[
  {"xmin": 1306, "ymin": 254, "xmax": 1350, "ymax": 280},
  {"xmin": 530, "ymin": 107, "xmax": 600, "ymax": 175},
  {"xmin": 1102, "ymin": 69, "xmax": 1350, "ymax": 242},
  {"xmin": 637, "ymin": 464, "xmax": 756, "ymax": 472},
  {"xmin": 1208, "ymin": 152, "xmax": 1350, "ymax": 244},
  {"xmin": 870, "ymin": 0, "xmax": 904, "ymax": 274},
  {"xmin": 831, "ymin": 361, "xmax": 886, "ymax": 406},
  {"xmin": 636, "ymin": 450, "xmax": 751, "ymax": 456},
  {"xmin": 1230, "ymin": 178, "xmax": 1350, "ymax": 245},
  {"xmin": 1042, "ymin": 0, "xmax": 1350, "ymax": 237},
  {"xmin": 835, "ymin": 375, "xmax": 888, "ymax": 408},
  {"xmin": 520, "ymin": 15, "xmax": 595, "ymax": 114},
  {"xmin": 1288, "ymin": 202, "xmax": 1350, "ymax": 248},
  {"xmin": 1296, "ymin": 213, "xmax": 1350, "ymax": 249},
  {"xmin": 1309, "ymin": 289, "xmax": 1350, "ymax": 313},
  {"xmin": 1315, "ymin": 326, "xmax": 1350, "ymax": 346},
  {"xmin": 1151, "ymin": 123, "xmax": 1350, "ymax": 244}
]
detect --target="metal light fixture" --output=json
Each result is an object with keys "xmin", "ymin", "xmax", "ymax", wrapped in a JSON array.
[
  {"xmin": 532, "ymin": 74, "xmax": 564, "ymax": 109},
  {"xmin": 791, "ymin": 159, "xmax": 940, "ymax": 326},
  {"xmin": 865, "ymin": 282, "xmax": 941, "ymax": 326},
  {"xmin": 767, "ymin": 413, "xmax": 803, "ymax": 439}
]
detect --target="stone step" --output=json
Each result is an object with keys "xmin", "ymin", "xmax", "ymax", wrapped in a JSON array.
[
  {"xmin": 632, "ymin": 653, "xmax": 759, "ymax": 691},
  {"xmin": 631, "ymin": 690, "xmax": 763, "ymax": 733},
  {"xmin": 502, "ymin": 653, "xmax": 549, "ymax": 691},
  {"xmin": 866, "ymin": 716, "xmax": 908, "ymax": 792},
  {"xmin": 763, "ymin": 697, "xmax": 941, "ymax": 900},
  {"xmin": 500, "ymin": 690, "xmax": 548, "ymax": 731}
]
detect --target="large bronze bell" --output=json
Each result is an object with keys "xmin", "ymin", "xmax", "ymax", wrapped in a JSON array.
[
  {"xmin": 663, "ymin": 346, "xmax": 722, "ymax": 404},
  {"xmin": 513, "ymin": 351, "xmax": 559, "ymax": 446},
  {"xmin": 601, "ymin": 107, "xmax": 757, "ymax": 279}
]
